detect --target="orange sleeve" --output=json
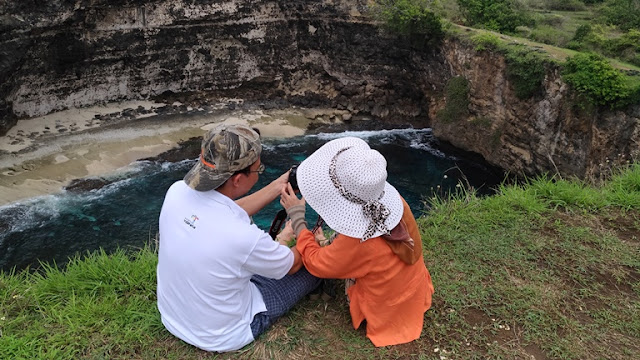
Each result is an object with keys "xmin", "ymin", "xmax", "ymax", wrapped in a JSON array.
[{"xmin": 296, "ymin": 229, "xmax": 373, "ymax": 279}]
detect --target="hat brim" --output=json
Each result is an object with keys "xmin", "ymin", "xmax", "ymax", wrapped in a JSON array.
[
  {"xmin": 183, "ymin": 161, "xmax": 234, "ymax": 191},
  {"xmin": 297, "ymin": 137, "xmax": 403, "ymax": 239}
]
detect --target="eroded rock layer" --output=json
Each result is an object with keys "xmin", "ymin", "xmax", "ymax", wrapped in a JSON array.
[{"xmin": 1, "ymin": 1, "xmax": 439, "ymax": 128}]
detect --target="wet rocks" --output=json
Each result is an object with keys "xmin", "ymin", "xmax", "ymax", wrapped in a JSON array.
[
  {"xmin": 64, "ymin": 177, "xmax": 114, "ymax": 193},
  {"xmin": 141, "ymin": 137, "xmax": 201, "ymax": 163}
]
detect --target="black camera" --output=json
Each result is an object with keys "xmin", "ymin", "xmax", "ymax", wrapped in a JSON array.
[
  {"xmin": 288, "ymin": 165, "xmax": 299, "ymax": 191},
  {"xmin": 269, "ymin": 165, "xmax": 299, "ymax": 239}
]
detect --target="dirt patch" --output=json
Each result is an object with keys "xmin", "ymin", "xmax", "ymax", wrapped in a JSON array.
[
  {"xmin": 524, "ymin": 343, "xmax": 549, "ymax": 360},
  {"xmin": 462, "ymin": 307, "xmax": 550, "ymax": 360},
  {"xmin": 463, "ymin": 307, "xmax": 492, "ymax": 328},
  {"xmin": 591, "ymin": 267, "xmax": 640, "ymax": 298},
  {"xmin": 599, "ymin": 210, "xmax": 640, "ymax": 245}
]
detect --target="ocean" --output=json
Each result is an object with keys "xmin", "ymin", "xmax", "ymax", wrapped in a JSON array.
[{"xmin": 0, "ymin": 128, "xmax": 503, "ymax": 271}]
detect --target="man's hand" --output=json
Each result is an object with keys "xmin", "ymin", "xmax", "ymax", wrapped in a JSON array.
[
  {"xmin": 236, "ymin": 169, "xmax": 290, "ymax": 216},
  {"xmin": 273, "ymin": 169, "xmax": 291, "ymax": 192},
  {"xmin": 280, "ymin": 183, "xmax": 305, "ymax": 210}
]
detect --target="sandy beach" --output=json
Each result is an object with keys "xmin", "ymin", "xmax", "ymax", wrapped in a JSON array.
[{"xmin": 0, "ymin": 100, "xmax": 316, "ymax": 206}]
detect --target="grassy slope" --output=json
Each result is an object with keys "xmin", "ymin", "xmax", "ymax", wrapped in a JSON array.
[{"xmin": 1, "ymin": 165, "xmax": 639, "ymax": 359}]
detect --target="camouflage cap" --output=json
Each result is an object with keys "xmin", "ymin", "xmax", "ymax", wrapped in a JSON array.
[{"xmin": 184, "ymin": 124, "xmax": 262, "ymax": 191}]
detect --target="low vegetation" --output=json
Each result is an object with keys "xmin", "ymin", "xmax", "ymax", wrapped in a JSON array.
[
  {"xmin": 437, "ymin": 76, "xmax": 470, "ymax": 123},
  {"xmin": 456, "ymin": 0, "xmax": 532, "ymax": 33},
  {"xmin": 370, "ymin": 0, "xmax": 444, "ymax": 47},
  {"xmin": 376, "ymin": 0, "xmax": 640, "ymax": 108},
  {"xmin": 563, "ymin": 52, "xmax": 637, "ymax": 107},
  {"xmin": 2, "ymin": 164, "xmax": 639, "ymax": 359}
]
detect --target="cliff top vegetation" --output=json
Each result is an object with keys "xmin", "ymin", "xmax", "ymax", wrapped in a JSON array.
[
  {"xmin": 2, "ymin": 164, "xmax": 639, "ymax": 359},
  {"xmin": 373, "ymin": 0, "xmax": 640, "ymax": 108}
]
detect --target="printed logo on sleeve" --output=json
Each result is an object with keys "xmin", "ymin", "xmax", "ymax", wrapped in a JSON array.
[{"xmin": 184, "ymin": 214, "xmax": 199, "ymax": 229}]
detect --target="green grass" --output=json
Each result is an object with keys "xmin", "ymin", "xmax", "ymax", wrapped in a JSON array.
[{"xmin": 2, "ymin": 165, "xmax": 640, "ymax": 359}]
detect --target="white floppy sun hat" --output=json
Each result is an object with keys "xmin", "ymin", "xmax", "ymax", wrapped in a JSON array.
[{"xmin": 296, "ymin": 137, "xmax": 403, "ymax": 240}]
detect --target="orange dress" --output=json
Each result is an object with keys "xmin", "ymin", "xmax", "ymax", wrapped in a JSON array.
[{"xmin": 296, "ymin": 199, "xmax": 434, "ymax": 347}]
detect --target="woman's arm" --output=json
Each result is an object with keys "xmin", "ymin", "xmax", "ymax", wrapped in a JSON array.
[
  {"xmin": 296, "ymin": 230, "xmax": 372, "ymax": 279},
  {"xmin": 280, "ymin": 183, "xmax": 371, "ymax": 279}
]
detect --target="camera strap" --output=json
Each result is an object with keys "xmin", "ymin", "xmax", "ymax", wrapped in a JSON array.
[
  {"xmin": 268, "ymin": 209, "xmax": 288, "ymax": 239},
  {"xmin": 268, "ymin": 209, "xmax": 323, "ymax": 240}
]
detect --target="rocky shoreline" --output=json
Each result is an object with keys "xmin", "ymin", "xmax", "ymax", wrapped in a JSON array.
[{"xmin": 0, "ymin": 96, "xmax": 416, "ymax": 206}]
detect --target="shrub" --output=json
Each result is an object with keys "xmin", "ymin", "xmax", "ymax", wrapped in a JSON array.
[
  {"xmin": 456, "ymin": 0, "xmax": 532, "ymax": 33},
  {"xmin": 573, "ymin": 24, "xmax": 593, "ymax": 43},
  {"xmin": 530, "ymin": 25, "xmax": 572, "ymax": 47},
  {"xmin": 562, "ymin": 53, "xmax": 631, "ymax": 107},
  {"xmin": 504, "ymin": 46, "xmax": 548, "ymax": 99},
  {"xmin": 373, "ymin": 0, "xmax": 444, "ymax": 44},
  {"xmin": 600, "ymin": 0, "xmax": 640, "ymax": 31},
  {"xmin": 538, "ymin": 13, "xmax": 566, "ymax": 27},
  {"xmin": 437, "ymin": 76, "xmax": 470, "ymax": 123},
  {"xmin": 604, "ymin": 29, "xmax": 640, "ymax": 56},
  {"xmin": 542, "ymin": 0, "xmax": 586, "ymax": 11},
  {"xmin": 470, "ymin": 32, "xmax": 501, "ymax": 51},
  {"xmin": 569, "ymin": 24, "xmax": 610, "ymax": 54}
]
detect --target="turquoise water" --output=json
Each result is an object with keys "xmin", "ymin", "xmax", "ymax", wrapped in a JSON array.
[{"xmin": 0, "ymin": 128, "xmax": 503, "ymax": 271}]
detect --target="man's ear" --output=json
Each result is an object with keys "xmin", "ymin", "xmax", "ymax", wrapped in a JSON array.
[{"xmin": 230, "ymin": 173, "xmax": 244, "ymax": 188}]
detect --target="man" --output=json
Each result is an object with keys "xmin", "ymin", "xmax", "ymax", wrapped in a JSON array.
[{"xmin": 156, "ymin": 124, "xmax": 319, "ymax": 352}]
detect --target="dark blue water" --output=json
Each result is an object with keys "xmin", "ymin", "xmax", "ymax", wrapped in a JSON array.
[{"xmin": 0, "ymin": 129, "xmax": 503, "ymax": 272}]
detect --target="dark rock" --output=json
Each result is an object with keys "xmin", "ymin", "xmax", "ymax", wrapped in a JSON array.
[
  {"xmin": 122, "ymin": 108, "xmax": 135, "ymax": 117},
  {"xmin": 65, "ymin": 177, "xmax": 113, "ymax": 192},
  {"xmin": 155, "ymin": 106, "xmax": 170, "ymax": 114},
  {"xmin": 141, "ymin": 137, "xmax": 201, "ymax": 163}
]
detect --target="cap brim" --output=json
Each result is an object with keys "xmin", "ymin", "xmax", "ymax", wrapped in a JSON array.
[{"xmin": 184, "ymin": 161, "xmax": 234, "ymax": 191}]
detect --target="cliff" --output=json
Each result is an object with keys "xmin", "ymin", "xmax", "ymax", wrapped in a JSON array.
[
  {"xmin": 431, "ymin": 38, "xmax": 640, "ymax": 180},
  {"xmin": 1, "ymin": 0, "xmax": 638, "ymax": 179},
  {"xmin": 0, "ymin": 0, "xmax": 439, "ymax": 127}
]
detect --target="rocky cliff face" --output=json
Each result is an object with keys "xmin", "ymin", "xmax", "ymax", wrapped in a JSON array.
[
  {"xmin": 0, "ymin": 0, "xmax": 440, "ymax": 131},
  {"xmin": 1, "ymin": 0, "xmax": 638, "ymax": 179},
  {"xmin": 432, "ymin": 39, "xmax": 640, "ymax": 179}
]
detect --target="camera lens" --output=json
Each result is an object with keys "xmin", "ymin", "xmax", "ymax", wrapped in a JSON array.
[{"xmin": 289, "ymin": 165, "xmax": 299, "ymax": 191}]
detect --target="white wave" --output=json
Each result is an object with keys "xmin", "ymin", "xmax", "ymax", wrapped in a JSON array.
[
  {"xmin": 0, "ymin": 192, "xmax": 86, "ymax": 238},
  {"xmin": 305, "ymin": 128, "xmax": 454, "ymax": 159},
  {"xmin": 309, "ymin": 127, "xmax": 432, "ymax": 141},
  {"xmin": 159, "ymin": 158, "xmax": 193, "ymax": 171},
  {"xmin": 261, "ymin": 142, "xmax": 302, "ymax": 151}
]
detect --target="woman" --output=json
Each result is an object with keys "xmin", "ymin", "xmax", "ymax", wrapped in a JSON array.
[{"xmin": 279, "ymin": 136, "xmax": 434, "ymax": 347}]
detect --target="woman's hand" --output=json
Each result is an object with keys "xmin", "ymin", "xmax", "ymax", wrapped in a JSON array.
[
  {"xmin": 280, "ymin": 183, "xmax": 305, "ymax": 210},
  {"xmin": 276, "ymin": 220, "xmax": 295, "ymax": 246},
  {"xmin": 313, "ymin": 226, "xmax": 329, "ymax": 246}
]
